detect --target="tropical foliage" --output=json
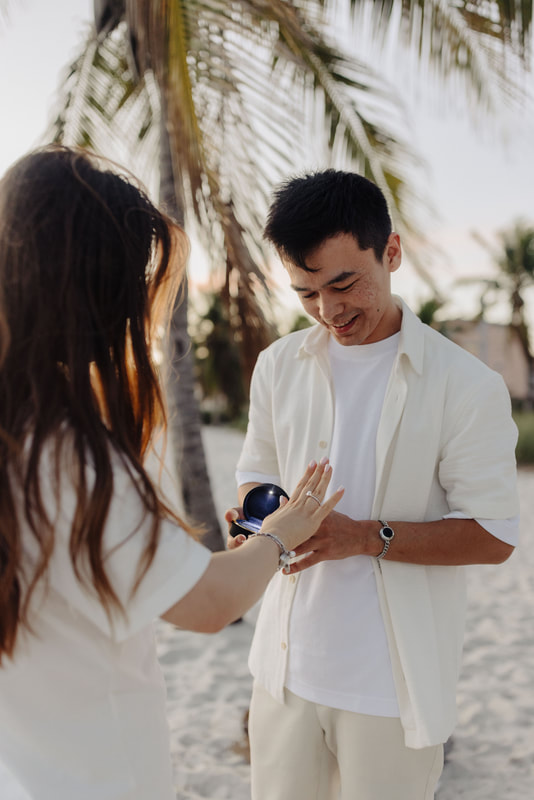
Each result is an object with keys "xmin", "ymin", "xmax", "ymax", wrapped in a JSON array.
[
  {"xmin": 513, "ymin": 409, "xmax": 534, "ymax": 461},
  {"xmin": 495, "ymin": 222, "xmax": 534, "ymax": 336},
  {"xmin": 48, "ymin": 2, "xmax": 533, "ymax": 321},
  {"xmin": 474, "ymin": 222, "xmax": 534, "ymax": 400},
  {"xmin": 447, "ymin": 220, "xmax": 534, "ymax": 410},
  {"xmin": 192, "ymin": 293, "xmax": 247, "ymax": 422}
]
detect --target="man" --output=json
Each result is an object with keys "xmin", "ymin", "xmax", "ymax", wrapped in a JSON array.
[{"xmin": 226, "ymin": 170, "xmax": 519, "ymax": 800}]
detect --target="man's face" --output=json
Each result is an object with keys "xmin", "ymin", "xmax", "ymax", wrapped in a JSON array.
[{"xmin": 285, "ymin": 232, "xmax": 402, "ymax": 346}]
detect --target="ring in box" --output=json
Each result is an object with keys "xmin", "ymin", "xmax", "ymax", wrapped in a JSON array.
[{"xmin": 230, "ymin": 483, "xmax": 289, "ymax": 538}]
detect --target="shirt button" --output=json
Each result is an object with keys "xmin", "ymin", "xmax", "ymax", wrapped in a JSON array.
[
  {"xmin": 319, "ymin": 440, "xmax": 327, "ymax": 449},
  {"xmin": 281, "ymin": 642, "xmax": 287, "ymax": 651},
  {"xmin": 289, "ymin": 575, "xmax": 296, "ymax": 584}
]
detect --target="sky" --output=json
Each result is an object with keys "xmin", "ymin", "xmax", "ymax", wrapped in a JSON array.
[{"xmin": 0, "ymin": 0, "xmax": 533, "ymax": 326}]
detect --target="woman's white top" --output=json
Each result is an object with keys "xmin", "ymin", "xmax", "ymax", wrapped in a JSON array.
[{"xmin": 0, "ymin": 444, "xmax": 211, "ymax": 800}]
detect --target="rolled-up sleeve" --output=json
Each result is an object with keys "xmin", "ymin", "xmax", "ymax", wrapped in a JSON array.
[{"xmin": 439, "ymin": 372, "xmax": 519, "ymax": 520}]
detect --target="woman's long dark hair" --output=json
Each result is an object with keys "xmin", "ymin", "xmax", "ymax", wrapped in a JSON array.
[{"xmin": 0, "ymin": 145, "xmax": 190, "ymax": 660}]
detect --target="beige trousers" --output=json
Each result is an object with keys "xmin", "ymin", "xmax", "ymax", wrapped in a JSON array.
[{"xmin": 249, "ymin": 684, "xmax": 444, "ymax": 800}]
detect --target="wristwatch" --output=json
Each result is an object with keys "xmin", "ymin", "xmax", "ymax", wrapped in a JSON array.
[{"xmin": 377, "ymin": 520, "xmax": 395, "ymax": 560}]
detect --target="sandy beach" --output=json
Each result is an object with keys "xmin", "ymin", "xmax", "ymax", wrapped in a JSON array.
[{"xmin": 1, "ymin": 424, "xmax": 533, "ymax": 798}]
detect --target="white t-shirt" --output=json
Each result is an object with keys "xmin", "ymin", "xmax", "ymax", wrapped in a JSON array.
[
  {"xmin": 286, "ymin": 334, "xmax": 400, "ymax": 715},
  {"xmin": 0, "ymin": 444, "xmax": 211, "ymax": 800}
]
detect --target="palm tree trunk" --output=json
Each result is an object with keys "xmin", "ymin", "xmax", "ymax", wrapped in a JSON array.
[{"xmin": 159, "ymin": 117, "xmax": 225, "ymax": 552}]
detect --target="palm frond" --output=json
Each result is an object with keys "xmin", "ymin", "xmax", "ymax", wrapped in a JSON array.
[
  {"xmin": 47, "ymin": 0, "xmax": 533, "ymax": 315},
  {"xmin": 498, "ymin": 222, "xmax": 534, "ymax": 280},
  {"xmin": 350, "ymin": 0, "xmax": 531, "ymax": 107},
  {"xmin": 238, "ymin": 0, "xmax": 433, "ymax": 279},
  {"xmin": 46, "ymin": 24, "xmax": 159, "ymax": 193},
  {"xmin": 460, "ymin": 0, "xmax": 533, "ymax": 58},
  {"xmin": 94, "ymin": 0, "xmax": 125, "ymax": 33}
]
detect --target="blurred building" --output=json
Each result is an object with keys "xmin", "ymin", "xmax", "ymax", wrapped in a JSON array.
[{"xmin": 438, "ymin": 319, "xmax": 530, "ymax": 404}]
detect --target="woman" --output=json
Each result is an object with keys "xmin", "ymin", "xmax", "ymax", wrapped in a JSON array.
[{"xmin": 0, "ymin": 146, "xmax": 342, "ymax": 800}]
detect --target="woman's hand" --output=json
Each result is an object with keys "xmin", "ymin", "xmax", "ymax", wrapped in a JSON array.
[
  {"xmin": 163, "ymin": 461, "xmax": 343, "ymax": 634},
  {"xmin": 259, "ymin": 460, "xmax": 343, "ymax": 552}
]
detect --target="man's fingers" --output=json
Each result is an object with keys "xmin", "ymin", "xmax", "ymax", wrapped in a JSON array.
[
  {"xmin": 227, "ymin": 533, "xmax": 246, "ymax": 550},
  {"xmin": 288, "ymin": 552, "xmax": 319, "ymax": 573},
  {"xmin": 224, "ymin": 507, "xmax": 242, "ymax": 525}
]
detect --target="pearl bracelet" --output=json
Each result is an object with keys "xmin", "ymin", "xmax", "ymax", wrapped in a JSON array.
[{"xmin": 250, "ymin": 532, "xmax": 296, "ymax": 573}]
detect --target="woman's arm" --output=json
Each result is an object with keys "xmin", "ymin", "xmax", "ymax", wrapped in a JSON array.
[{"xmin": 161, "ymin": 460, "xmax": 343, "ymax": 632}]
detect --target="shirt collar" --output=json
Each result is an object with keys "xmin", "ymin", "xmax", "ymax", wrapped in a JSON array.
[{"xmin": 297, "ymin": 295, "xmax": 424, "ymax": 376}]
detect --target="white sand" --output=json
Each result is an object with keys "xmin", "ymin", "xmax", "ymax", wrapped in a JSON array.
[{"xmin": 1, "ymin": 425, "xmax": 533, "ymax": 798}]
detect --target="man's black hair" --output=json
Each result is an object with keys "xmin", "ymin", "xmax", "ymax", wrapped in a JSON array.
[{"xmin": 263, "ymin": 169, "xmax": 392, "ymax": 269}]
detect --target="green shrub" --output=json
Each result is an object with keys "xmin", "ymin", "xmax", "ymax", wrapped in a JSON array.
[{"xmin": 513, "ymin": 411, "xmax": 534, "ymax": 464}]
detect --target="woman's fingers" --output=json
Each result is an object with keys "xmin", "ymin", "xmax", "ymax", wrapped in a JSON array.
[
  {"xmin": 258, "ymin": 463, "xmax": 344, "ymax": 552},
  {"xmin": 309, "ymin": 461, "xmax": 334, "ymax": 496},
  {"xmin": 289, "ymin": 459, "xmax": 320, "ymax": 499},
  {"xmin": 295, "ymin": 460, "xmax": 334, "ymax": 506},
  {"xmin": 276, "ymin": 458, "xmax": 344, "ymax": 518},
  {"xmin": 296, "ymin": 462, "xmax": 344, "ymax": 518}
]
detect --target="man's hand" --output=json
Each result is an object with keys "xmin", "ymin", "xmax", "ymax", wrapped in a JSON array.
[
  {"xmin": 287, "ymin": 509, "xmax": 368, "ymax": 573},
  {"xmin": 288, "ymin": 515, "xmax": 515, "ymax": 571},
  {"xmin": 224, "ymin": 507, "xmax": 247, "ymax": 549},
  {"xmin": 225, "ymin": 481, "xmax": 262, "ymax": 550}
]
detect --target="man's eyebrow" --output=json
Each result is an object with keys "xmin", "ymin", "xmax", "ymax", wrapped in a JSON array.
[{"xmin": 290, "ymin": 271, "xmax": 357, "ymax": 292}]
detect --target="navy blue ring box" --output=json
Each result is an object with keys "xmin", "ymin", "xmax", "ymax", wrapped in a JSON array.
[{"xmin": 230, "ymin": 483, "xmax": 289, "ymax": 538}]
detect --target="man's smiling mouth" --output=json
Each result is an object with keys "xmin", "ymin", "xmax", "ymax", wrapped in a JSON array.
[{"xmin": 332, "ymin": 314, "xmax": 359, "ymax": 331}]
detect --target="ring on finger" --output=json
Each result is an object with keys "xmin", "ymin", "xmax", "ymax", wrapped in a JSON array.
[{"xmin": 306, "ymin": 491, "xmax": 322, "ymax": 506}]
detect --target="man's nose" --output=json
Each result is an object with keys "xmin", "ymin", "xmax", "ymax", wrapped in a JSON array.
[{"xmin": 318, "ymin": 293, "xmax": 343, "ymax": 321}]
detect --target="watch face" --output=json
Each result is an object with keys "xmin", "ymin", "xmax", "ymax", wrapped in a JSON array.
[{"xmin": 381, "ymin": 525, "xmax": 394, "ymax": 541}]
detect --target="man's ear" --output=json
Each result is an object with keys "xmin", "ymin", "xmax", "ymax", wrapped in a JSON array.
[{"xmin": 385, "ymin": 233, "xmax": 402, "ymax": 274}]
